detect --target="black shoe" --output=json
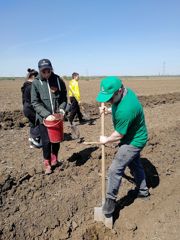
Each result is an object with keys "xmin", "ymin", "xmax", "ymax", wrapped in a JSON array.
[
  {"xmin": 127, "ymin": 188, "xmax": 150, "ymax": 199},
  {"xmin": 103, "ymin": 198, "xmax": 116, "ymax": 215},
  {"xmin": 79, "ymin": 119, "xmax": 86, "ymax": 124}
]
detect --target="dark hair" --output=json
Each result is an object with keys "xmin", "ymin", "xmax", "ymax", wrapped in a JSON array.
[
  {"xmin": 27, "ymin": 68, "xmax": 38, "ymax": 79},
  {"xmin": 72, "ymin": 72, "xmax": 79, "ymax": 79}
]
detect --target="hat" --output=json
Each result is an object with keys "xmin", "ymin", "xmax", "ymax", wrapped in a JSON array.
[
  {"xmin": 38, "ymin": 59, "xmax": 52, "ymax": 71},
  {"xmin": 96, "ymin": 76, "xmax": 123, "ymax": 102}
]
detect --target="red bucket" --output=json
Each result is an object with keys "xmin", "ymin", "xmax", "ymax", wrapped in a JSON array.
[{"xmin": 43, "ymin": 114, "xmax": 64, "ymax": 143}]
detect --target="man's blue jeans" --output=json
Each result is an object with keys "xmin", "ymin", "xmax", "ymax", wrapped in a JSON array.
[{"xmin": 106, "ymin": 144, "xmax": 148, "ymax": 200}]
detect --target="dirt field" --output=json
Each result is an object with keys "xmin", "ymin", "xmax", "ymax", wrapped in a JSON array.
[
  {"xmin": 0, "ymin": 76, "xmax": 180, "ymax": 111},
  {"xmin": 0, "ymin": 77, "xmax": 180, "ymax": 240}
]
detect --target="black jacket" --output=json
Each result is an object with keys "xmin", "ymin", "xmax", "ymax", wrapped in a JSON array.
[
  {"xmin": 21, "ymin": 81, "xmax": 32, "ymax": 106},
  {"xmin": 21, "ymin": 81, "xmax": 36, "ymax": 122}
]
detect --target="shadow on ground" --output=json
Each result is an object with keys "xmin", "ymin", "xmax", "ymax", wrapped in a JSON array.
[
  {"xmin": 113, "ymin": 158, "xmax": 159, "ymax": 223},
  {"xmin": 67, "ymin": 147, "xmax": 98, "ymax": 166}
]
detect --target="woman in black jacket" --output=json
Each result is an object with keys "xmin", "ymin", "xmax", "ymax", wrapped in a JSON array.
[
  {"xmin": 31, "ymin": 59, "xmax": 67, "ymax": 174},
  {"xmin": 21, "ymin": 68, "xmax": 42, "ymax": 148}
]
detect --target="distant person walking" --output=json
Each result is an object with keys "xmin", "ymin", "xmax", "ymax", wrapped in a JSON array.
[
  {"xmin": 21, "ymin": 68, "xmax": 42, "ymax": 148},
  {"xmin": 31, "ymin": 59, "xmax": 67, "ymax": 174},
  {"xmin": 96, "ymin": 76, "xmax": 150, "ymax": 216},
  {"xmin": 68, "ymin": 72, "xmax": 85, "ymax": 125}
]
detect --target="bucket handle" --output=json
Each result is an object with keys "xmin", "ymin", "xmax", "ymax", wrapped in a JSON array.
[{"xmin": 43, "ymin": 119, "xmax": 62, "ymax": 128}]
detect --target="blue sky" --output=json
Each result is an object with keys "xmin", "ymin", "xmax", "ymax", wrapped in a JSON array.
[{"xmin": 0, "ymin": 0, "xmax": 180, "ymax": 76}]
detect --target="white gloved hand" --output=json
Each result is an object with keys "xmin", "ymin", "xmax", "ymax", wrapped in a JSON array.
[
  {"xmin": 46, "ymin": 115, "xmax": 56, "ymax": 121},
  {"xmin": 100, "ymin": 135, "xmax": 109, "ymax": 144},
  {"xmin": 99, "ymin": 106, "xmax": 111, "ymax": 115},
  {"xmin": 59, "ymin": 109, "xmax": 65, "ymax": 115}
]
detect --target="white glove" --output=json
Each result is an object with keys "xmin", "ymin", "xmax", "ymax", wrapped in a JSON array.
[
  {"xmin": 46, "ymin": 115, "xmax": 56, "ymax": 121},
  {"xmin": 100, "ymin": 135, "xmax": 109, "ymax": 144},
  {"xmin": 59, "ymin": 109, "xmax": 65, "ymax": 115},
  {"xmin": 99, "ymin": 106, "xmax": 112, "ymax": 115}
]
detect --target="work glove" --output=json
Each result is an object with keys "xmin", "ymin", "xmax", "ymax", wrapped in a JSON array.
[
  {"xmin": 99, "ymin": 106, "xmax": 112, "ymax": 115},
  {"xmin": 100, "ymin": 135, "xmax": 108, "ymax": 144},
  {"xmin": 46, "ymin": 115, "xmax": 56, "ymax": 121},
  {"xmin": 59, "ymin": 109, "xmax": 65, "ymax": 116}
]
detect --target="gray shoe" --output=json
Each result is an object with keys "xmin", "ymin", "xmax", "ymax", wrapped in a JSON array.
[
  {"xmin": 137, "ymin": 189, "xmax": 150, "ymax": 198},
  {"xmin": 29, "ymin": 137, "xmax": 42, "ymax": 148},
  {"xmin": 103, "ymin": 198, "xmax": 116, "ymax": 215}
]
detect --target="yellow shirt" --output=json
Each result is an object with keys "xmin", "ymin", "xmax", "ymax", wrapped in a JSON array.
[{"xmin": 69, "ymin": 79, "xmax": 81, "ymax": 102}]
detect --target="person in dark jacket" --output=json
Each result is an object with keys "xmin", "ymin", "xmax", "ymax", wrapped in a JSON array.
[
  {"xmin": 21, "ymin": 68, "xmax": 42, "ymax": 148},
  {"xmin": 31, "ymin": 59, "xmax": 67, "ymax": 174}
]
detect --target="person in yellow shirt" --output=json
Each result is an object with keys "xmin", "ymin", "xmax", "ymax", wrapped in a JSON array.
[{"xmin": 68, "ymin": 72, "xmax": 85, "ymax": 124}]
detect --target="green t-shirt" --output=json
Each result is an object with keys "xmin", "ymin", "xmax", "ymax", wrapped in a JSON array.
[{"xmin": 112, "ymin": 88, "xmax": 148, "ymax": 148}]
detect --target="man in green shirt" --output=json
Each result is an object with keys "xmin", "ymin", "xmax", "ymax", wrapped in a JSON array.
[{"xmin": 96, "ymin": 76, "xmax": 149, "ymax": 216}]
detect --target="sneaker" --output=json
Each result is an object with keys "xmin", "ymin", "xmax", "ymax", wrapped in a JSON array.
[
  {"xmin": 103, "ymin": 198, "xmax": 116, "ymax": 215},
  {"xmin": 51, "ymin": 153, "xmax": 58, "ymax": 167},
  {"xmin": 29, "ymin": 137, "xmax": 42, "ymax": 148},
  {"xmin": 29, "ymin": 138, "xmax": 35, "ymax": 148},
  {"xmin": 44, "ymin": 160, "xmax": 52, "ymax": 175},
  {"xmin": 29, "ymin": 137, "xmax": 33, "ymax": 142},
  {"xmin": 30, "ymin": 143, "xmax": 35, "ymax": 149},
  {"xmin": 137, "ymin": 189, "xmax": 150, "ymax": 198},
  {"xmin": 31, "ymin": 138, "xmax": 42, "ymax": 148}
]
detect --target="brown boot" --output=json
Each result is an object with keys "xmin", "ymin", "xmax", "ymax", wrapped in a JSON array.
[{"xmin": 44, "ymin": 160, "xmax": 52, "ymax": 175}]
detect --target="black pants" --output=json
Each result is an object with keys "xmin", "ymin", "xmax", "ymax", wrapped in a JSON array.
[
  {"xmin": 69, "ymin": 97, "xmax": 83, "ymax": 124},
  {"xmin": 30, "ymin": 125, "xmax": 41, "ymax": 140},
  {"xmin": 23, "ymin": 105, "xmax": 40, "ymax": 139},
  {"xmin": 23, "ymin": 104, "xmax": 36, "ymax": 125},
  {"xmin": 39, "ymin": 124, "xmax": 60, "ymax": 160}
]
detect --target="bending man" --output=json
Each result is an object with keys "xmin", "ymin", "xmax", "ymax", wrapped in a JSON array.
[{"xmin": 96, "ymin": 76, "xmax": 149, "ymax": 216}]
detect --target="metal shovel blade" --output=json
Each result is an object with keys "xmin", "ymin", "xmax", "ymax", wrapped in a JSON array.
[{"xmin": 94, "ymin": 207, "xmax": 113, "ymax": 229}]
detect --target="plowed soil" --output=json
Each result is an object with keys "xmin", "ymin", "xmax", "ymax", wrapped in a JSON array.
[{"xmin": 0, "ymin": 78, "xmax": 180, "ymax": 240}]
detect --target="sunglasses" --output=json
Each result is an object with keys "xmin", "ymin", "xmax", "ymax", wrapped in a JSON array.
[{"xmin": 41, "ymin": 69, "xmax": 51, "ymax": 74}]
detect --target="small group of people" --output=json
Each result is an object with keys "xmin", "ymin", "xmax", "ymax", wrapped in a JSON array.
[
  {"xmin": 21, "ymin": 59, "xmax": 85, "ymax": 174},
  {"xmin": 22, "ymin": 59, "xmax": 150, "ymax": 217}
]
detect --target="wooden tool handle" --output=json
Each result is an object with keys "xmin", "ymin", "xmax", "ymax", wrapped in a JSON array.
[
  {"xmin": 101, "ymin": 103, "xmax": 106, "ymax": 204},
  {"xmin": 83, "ymin": 141, "xmax": 103, "ymax": 145}
]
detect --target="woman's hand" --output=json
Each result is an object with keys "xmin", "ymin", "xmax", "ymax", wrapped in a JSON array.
[
  {"xmin": 46, "ymin": 115, "xmax": 56, "ymax": 121},
  {"xmin": 59, "ymin": 109, "xmax": 65, "ymax": 116}
]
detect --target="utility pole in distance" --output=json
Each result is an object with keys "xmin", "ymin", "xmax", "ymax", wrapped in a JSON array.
[{"xmin": 163, "ymin": 61, "xmax": 166, "ymax": 75}]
